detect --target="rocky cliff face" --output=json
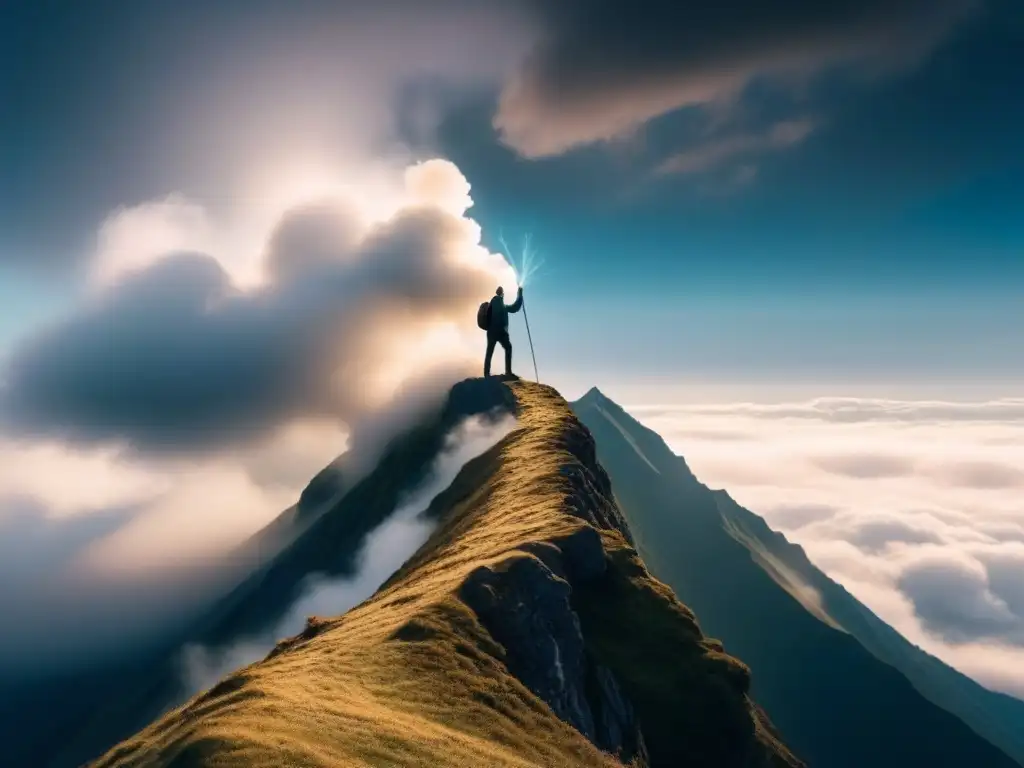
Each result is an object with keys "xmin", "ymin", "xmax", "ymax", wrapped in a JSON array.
[
  {"xmin": 90, "ymin": 379, "xmax": 802, "ymax": 768},
  {"xmin": 460, "ymin": 526, "xmax": 647, "ymax": 764}
]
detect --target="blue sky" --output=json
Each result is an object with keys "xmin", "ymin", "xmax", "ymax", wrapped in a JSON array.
[{"xmin": 2, "ymin": 0, "xmax": 1022, "ymax": 402}]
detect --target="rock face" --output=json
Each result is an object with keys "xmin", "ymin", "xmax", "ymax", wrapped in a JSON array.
[
  {"xmin": 557, "ymin": 432, "xmax": 636, "ymax": 545},
  {"xmin": 86, "ymin": 379, "xmax": 803, "ymax": 768},
  {"xmin": 461, "ymin": 528, "xmax": 646, "ymax": 765}
]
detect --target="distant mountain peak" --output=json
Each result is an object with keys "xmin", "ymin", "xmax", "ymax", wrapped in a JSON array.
[
  {"xmin": 579, "ymin": 386, "xmax": 609, "ymax": 404},
  {"xmin": 577, "ymin": 387, "xmax": 631, "ymax": 421},
  {"xmin": 572, "ymin": 388, "xmax": 702, "ymax": 485}
]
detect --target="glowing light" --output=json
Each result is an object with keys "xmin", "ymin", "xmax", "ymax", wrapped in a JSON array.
[{"xmin": 498, "ymin": 231, "xmax": 545, "ymax": 289}]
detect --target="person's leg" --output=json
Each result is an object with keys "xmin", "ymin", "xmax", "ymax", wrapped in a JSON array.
[
  {"xmin": 484, "ymin": 334, "xmax": 497, "ymax": 377},
  {"xmin": 499, "ymin": 331, "xmax": 512, "ymax": 375}
]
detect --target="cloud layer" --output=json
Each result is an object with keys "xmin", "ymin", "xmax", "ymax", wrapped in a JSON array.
[
  {"xmin": 1, "ymin": 160, "xmax": 513, "ymax": 456},
  {"xmin": 633, "ymin": 396, "xmax": 1024, "ymax": 697}
]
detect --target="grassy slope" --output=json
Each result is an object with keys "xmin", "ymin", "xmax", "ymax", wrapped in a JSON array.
[
  {"xmin": 572, "ymin": 390, "xmax": 1023, "ymax": 768},
  {"xmin": 91, "ymin": 381, "xmax": 801, "ymax": 768}
]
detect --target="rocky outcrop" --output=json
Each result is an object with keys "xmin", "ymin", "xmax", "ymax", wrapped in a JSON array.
[
  {"xmin": 461, "ymin": 527, "xmax": 647, "ymax": 765},
  {"xmin": 557, "ymin": 425, "xmax": 636, "ymax": 546}
]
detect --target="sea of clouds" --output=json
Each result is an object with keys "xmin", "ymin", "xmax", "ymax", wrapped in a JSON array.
[{"xmin": 634, "ymin": 396, "xmax": 1024, "ymax": 697}]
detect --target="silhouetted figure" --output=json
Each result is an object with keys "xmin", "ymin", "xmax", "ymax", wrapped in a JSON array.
[{"xmin": 484, "ymin": 285, "xmax": 523, "ymax": 377}]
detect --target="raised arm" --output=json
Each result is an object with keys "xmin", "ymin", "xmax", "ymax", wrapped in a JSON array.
[{"xmin": 506, "ymin": 287, "xmax": 524, "ymax": 313}]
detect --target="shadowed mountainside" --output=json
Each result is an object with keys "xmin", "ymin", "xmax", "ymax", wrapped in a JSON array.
[
  {"xmin": 571, "ymin": 387, "xmax": 1024, "ymax": 768},
  {"xmin": 87, "ymin": 379, "xmax": 802, "ymax": 768}
]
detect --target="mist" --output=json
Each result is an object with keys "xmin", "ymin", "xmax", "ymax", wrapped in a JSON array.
[
  {"xmin": 179, "ymin": 411, "xmax": 517, "ymax": 696},
  {"xmin": 0, "ymin": 0, "xmax": 531, "ymax": 684},
  {"xmin": 0, "ymin": 0, "xmax": 529, "ymax": 692},
  {"xmin": 0, "ymin": 153, "xmax": 523, "ymax": 681}
]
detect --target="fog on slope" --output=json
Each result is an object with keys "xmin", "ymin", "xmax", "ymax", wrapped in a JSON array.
[
  {"xmin": 179, "ymin": 411, "xmax": 517, "ymax": 696},
  {"xmin": 0, "ymin": 157, "xmax": 519, "ymax": 681}
]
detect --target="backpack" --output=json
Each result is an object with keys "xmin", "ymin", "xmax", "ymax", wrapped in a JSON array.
[{"xmin": 476, "ymin": 301, "xmax": 491, "ymax": 330}]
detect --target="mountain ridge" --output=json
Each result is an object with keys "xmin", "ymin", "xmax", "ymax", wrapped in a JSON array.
[{"xmin": 86, "ymin": 379, "xmax": 803, "ymax": 768}]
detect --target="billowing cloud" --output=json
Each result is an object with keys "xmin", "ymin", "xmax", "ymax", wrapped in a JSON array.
[
  {"xmin": 495, "ymin": 0, "xmax": 979, "ymax": 157},
  {"xmin": 0, "ymin": 157, "xmax": 519, "ymax": 679},
  {"xmin": 898, "ymin": 551, "xmax": 1024, "ymax": 645},
  {"xmin": 92, "ymin": 195, "xmax": 218, "ymax": 287},
  {"xmin": 1, "ymin": 160, "xmax": 515, "ymax": 456},
  {"xmin": 0, "ymin": 0, "xmax": 541, "ymax": 684},
  {"xmin": 3, "ymin": 0, "xmax": 542, "ymax": 272}
]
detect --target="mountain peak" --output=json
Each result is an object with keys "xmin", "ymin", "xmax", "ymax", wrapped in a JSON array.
[
  {"xmin": 579, "ymin": 386, "xmax": 609, "ymax": 403},
  {"xmin": 577, "ymin": 386, "xmax": 626, "ymax": 415},
  {"xmin": 571, "ymin": 386, "xmax": 702, "ymax": 484}
]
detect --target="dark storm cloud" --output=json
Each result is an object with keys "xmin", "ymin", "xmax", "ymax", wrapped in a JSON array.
[
  {"xmin": 898, "ymin": 553, "xmax": 1024, "ymax": 645},
  {"xmin": 496, "ymin": 0, "xmax": 980, "ymax": 157},
  {"xmin": 0, "ymin": 194, "xmax": 499, "ymax": 455}
]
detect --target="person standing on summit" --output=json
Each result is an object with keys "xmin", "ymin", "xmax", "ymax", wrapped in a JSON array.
[{"xmin": 482, "ymin": 285, "xmax": 523, "ymax": 377}]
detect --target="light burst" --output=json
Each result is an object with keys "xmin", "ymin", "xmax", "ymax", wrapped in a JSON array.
[{"xmin": 498, "ymin": 230, "xmax": 545, "ymax": 289}]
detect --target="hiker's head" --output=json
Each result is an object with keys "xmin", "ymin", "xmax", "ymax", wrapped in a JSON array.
[{"xmin": 495, "ymin": 286, "xmax": 504, "ymax": 298}]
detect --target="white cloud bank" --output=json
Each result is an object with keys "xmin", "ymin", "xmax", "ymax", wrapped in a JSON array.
[{"xmin": 632, "ymin": 396, "xmax": 1024, "ymax": 698}]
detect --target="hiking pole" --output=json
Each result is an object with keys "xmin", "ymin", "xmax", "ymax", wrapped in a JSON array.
[{"xmin": 522, "ymin": 295, "xmax": 539, "ymax": 382}]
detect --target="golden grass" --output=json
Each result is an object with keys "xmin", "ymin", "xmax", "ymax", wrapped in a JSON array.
[{"xmin": 91, "ymin": 381, "xmax": 800, "ymax": 768}]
